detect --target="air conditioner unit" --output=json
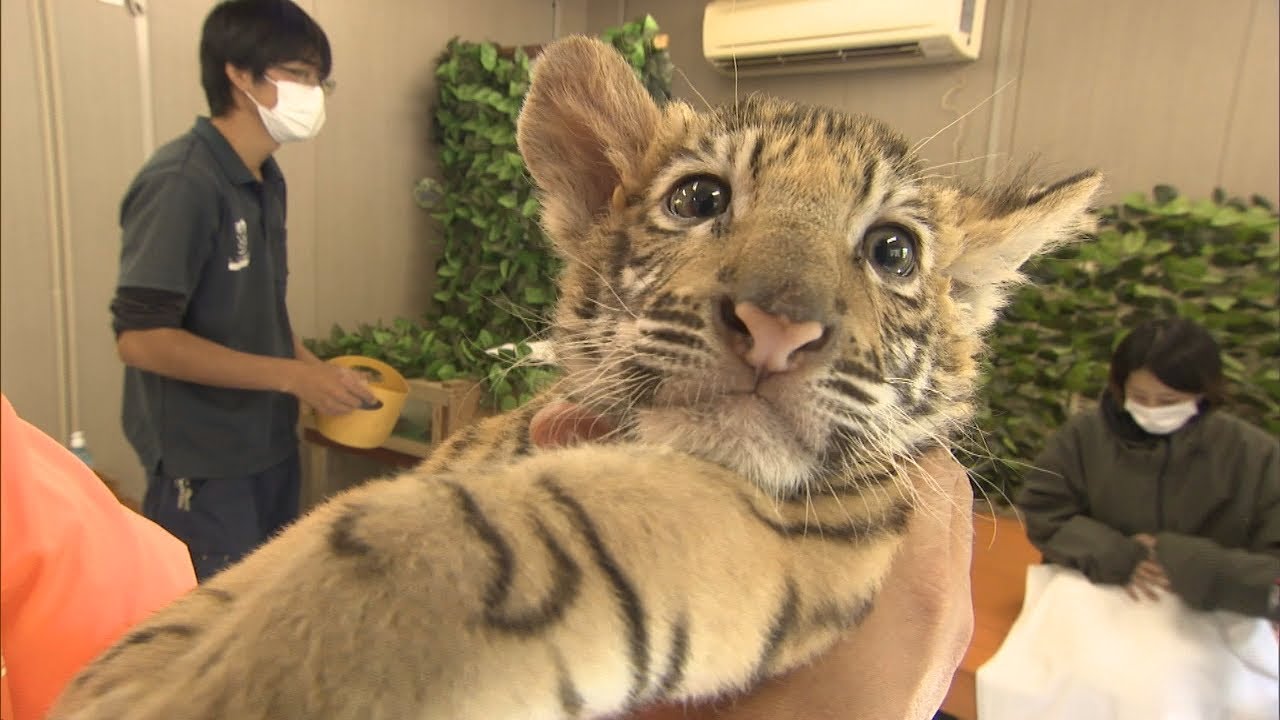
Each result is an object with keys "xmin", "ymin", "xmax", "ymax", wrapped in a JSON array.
[{"xmin": 703, "ymin": 0, "xmax": 986, "ymax": 77}]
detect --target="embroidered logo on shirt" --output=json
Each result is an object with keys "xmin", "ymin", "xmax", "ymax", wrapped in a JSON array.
[
  {"xmin": 228, "ymin": 218, "xmax": 250, "ymax": 271},
  {"xmin": 175, "ymin": 478, "xmax": 193, "ymax": 511}
]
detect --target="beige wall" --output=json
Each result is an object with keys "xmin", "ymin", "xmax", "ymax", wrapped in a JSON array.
[
  {"xmin": 611, "ymin": 0, "xmax": 1280, "ymax": 201},
  {"xmin": 1, "ymin": 0, "xmax": 565, "ymax": 500}
]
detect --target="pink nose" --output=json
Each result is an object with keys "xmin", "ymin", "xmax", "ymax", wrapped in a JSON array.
[{"xmin": 733, "ymin": 302, "xmax": 826, "ymax": 373}]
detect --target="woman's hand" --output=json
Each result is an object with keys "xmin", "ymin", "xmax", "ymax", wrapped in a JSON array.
[{"xmin": 1126, "ymin": 533, "xmax": 1171, "ymax": 601}]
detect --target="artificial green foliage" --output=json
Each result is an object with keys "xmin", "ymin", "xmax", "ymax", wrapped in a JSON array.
[
  {"xmin": 308, "ymin": 20, "xmax": 674, "ymax": 411},
  {"xmin": 963, "ymin": 186, "xmax": 1280, "ymax": 501},
  {"xmin": 602, "ymin": 14, "xmax": 674, "ymax": 105}
]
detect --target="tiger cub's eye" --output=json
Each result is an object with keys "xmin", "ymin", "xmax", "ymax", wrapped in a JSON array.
[
  {"xmin": 863, "ymin": 224, "xmax": 918, "ymax": 278},
  {"xmin": 667, "ymin": 175, "xmax": 731, "ymax": 220}
]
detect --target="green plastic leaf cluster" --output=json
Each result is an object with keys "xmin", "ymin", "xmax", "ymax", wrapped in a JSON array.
[
  {"xmin": 307, "ymin": 20, "xmax": 674, "ymax": 411},
  {"xmin": 602, "ymin": 14, "xmax": 673, "ymax": 105},
  {"xmin": 963, "ymin": 186, "xmax": 1279, "ymax": 501}
]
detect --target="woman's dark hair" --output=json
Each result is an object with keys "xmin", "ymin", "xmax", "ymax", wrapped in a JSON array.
[
  {"xmin": 200, "ymin": 0, "xmax": 332, "ymax": 117},
  {"xmin": 1108, "ymin": 317, "xmax": 1226, "ymax": 407}
]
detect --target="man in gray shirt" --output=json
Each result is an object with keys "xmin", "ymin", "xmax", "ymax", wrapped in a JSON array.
[{"xmin": 110, "ymin": 0, "xmax": 374, "ymax": 581}]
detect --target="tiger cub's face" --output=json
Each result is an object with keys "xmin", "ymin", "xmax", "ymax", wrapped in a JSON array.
[{"xmin": 518, "ymin": 38, "xmax": 1101, "ymax": 497}]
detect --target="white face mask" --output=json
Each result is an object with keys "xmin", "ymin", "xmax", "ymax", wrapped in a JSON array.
[
  {"xmin": 1124, "ymin": 398, "xmax": 1198, "ymax": 435},
  {"xmin": 247, "ymin": 78, "xmax": 325, "ymax": 144}
]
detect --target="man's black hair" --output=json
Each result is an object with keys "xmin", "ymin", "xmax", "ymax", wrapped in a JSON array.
[{"xmin": 200, "ymin": 0, "xmax": 331, "ymax": 117}]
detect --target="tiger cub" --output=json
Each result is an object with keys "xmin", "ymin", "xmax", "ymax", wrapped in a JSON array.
[{"xmin": 51, "ymin": 36, "xmax": 1100, "ymax": 720}]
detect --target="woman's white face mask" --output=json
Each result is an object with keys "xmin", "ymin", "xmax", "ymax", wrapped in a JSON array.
[
  {"xmin": 248, "ymin": 78, "xmax": 326, "ymax": 144},
  {"xmin": 1124, "ymin": 398, "xmax": 1199, "ymax": 435}
]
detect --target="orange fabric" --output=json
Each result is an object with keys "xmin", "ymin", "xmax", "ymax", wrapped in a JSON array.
[{"xmin": 0, "ymin": 395, "xmax": 195, "ymax": 720}]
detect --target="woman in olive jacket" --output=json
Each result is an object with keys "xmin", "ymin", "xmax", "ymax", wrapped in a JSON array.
[{"xmin": 1017, "ymin": 317, "xmax": 1280, "ymax": 619}]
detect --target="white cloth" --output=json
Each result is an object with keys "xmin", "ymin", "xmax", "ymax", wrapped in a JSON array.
[{"xmin": 977, "ymin": 564, "xmax": 1278, "ymax": 720}]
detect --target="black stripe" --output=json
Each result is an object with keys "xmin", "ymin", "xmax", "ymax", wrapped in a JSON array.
[
  {"xmin": 620, "ymin": 359, "xmax": 665, "ymax": 405},
  {"xmin": 641, "ymin": 327, "xmax": 707, "ymax": 350},
  {"xmin": 541, "ymin": 477, "xmax": 651, "ymax": 702},
  {"xmin": 635, "ymin": 343, "xmax": 698, "ymax": 364},
  {"xmin": 197, "ymin": 646, "xmax": 228, "ymax": 676},
  {"xmin": 555, "ymin": 651, "xmax": 585, "ymax": 718},
  {"xmin": 821, "ymin": 377, "xmax": 878, "ymax": 405},
  {"xmin": 126, "ymin": 623, "xmax": 197, "ymax": 645},
  {"xmin": 450, "ymin": 482, "xmax": 582, "ymax": 635},
  {"xmin": 781, "ymin": 135, "xmax": 800, "ymax": 160},
  {"xmin": 857, "ymin": 160, "xmax": 877, "ymax": 206},
  {"xmin": 801, "ymin": 109, "xmax": 819, "ymax": 137},
  {"xmin": 809, "ymin": 595, "xmax": 874, "ymax": 631},
  {"xmin": 753, "ymin": 578, "xmax": 800, "ymax": 680},
  {"xmin": 777, "ymin": 472, "xmax": 890, "ymax": 503},
  {"xmin": 743, "ymin": 493, "xmax": 912, "ymax": 543},
  {"xmin": 488, "ymin": 402, "xmax": 539, "ymax": 463},
  {"xmin": 199, "ymin": 587, "xmax": 234, "ymax": 603},
  {"xmin": 1027, "ymin": 169, "xmax": 1097, "ymax": 206},
  {"xmin": 444, "ymin": 424, "xmax": 480, "ymax": 458},
  {"xmin": 667, "ymin": 145, "xmax": 701, "ymax": 164},
  {"xmin": 609, "ymin": 229, "xmax": 631, "ymax": 276},
  {"xmin": 815, "ymin": 428, "xmax": 874, "ymax": 478},
  {"xmin": 833, "ymin": 358, "xmax": 881, "ymax": 382},
  {"xmin": 629, "ymin": 250, "xmax": 659, "ymax": 268},
  {"xmin": 655, "ymin": 614, "xmax": 691, "ymax": 698},
  {"xmin": 646, "ymin": 308, "xmax": 705, "ymax": 330},
  {"xmin": 698, "ymin": 134, "xmax": 716, "ymax": 155},
  {"xmin": 329, "ymin": 505, "xmax": 375, "ymax": 558},
  {"xmin": 96, "ymin": 623, "xmax": 199, "ymax": 666},
  {"xmin": 905, "ymin": 394, "xmax": 936, "ymax": 418},
  {"xmin": 748, "ymin": 135, "xmax": 765, "ymax": 182},
  {"xmin": 652, "ymin": 292, "xmax": 678, "ymax": 309},
  {"xmin": 642, "ymin": 220, "xmax": 683, "ymax": 238},
  {"xmin": 513, "ymin": 418, "xmax": 533, "ymax": 458},
  {"xmin": 894, "ymin": 319, "xmax": 931, "ymax": 343},
  {"xmin": 573, "ymin": 299, "xmax": 599, "ymax": 320},
  {"xmin": 883, "ymin": 136, "xmax": 911, "ymax": 164},
  {"xmin": 889, "ymin": 290, "xmax": 925, "ymax": 311}
]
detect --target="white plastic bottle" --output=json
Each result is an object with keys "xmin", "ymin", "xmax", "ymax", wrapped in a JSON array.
[{"xmin": 68, "ymin": 430, "xmax": 94, "ymax": 468}]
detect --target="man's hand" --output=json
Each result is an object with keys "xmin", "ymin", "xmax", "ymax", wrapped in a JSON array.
[
  {"xmin": 286, "ymin": 362, "xmax": 378, "ymax": 416},
  {"xmin": 528, "ymin": 403, "xmax": 976, "ymax": 720}
]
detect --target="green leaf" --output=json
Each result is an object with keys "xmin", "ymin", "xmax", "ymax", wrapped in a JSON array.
[
  {"xmin": 1122, "ymin": 192, "xmax": 1149, "ymax": 210},
  {"xmin": 479, "ymin": 43, "xmax": 498, "ymax": 71},
  {"xmin": 1207, "ymin": 296, "xmax": 1237, "ymax": 312}
]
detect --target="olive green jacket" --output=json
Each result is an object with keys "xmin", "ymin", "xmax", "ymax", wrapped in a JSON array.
[{"xmin": 1017, "ymin": 397, "xmax": 1280, "ymax": 618}]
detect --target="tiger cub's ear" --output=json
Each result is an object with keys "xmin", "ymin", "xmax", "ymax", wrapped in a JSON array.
[
  {"xmin": 936, "ymin": 170, "xmax": 1104, "ymax": 330},
  {"xmin": 517, "ymin": 36, "xmax": 660, "ymax": 245}
]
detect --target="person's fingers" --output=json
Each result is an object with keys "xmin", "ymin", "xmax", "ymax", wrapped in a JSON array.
[
  {"xmin": 1125, "ymin": 583, "xmax": 1140, "ymax": 602},
  {"xmin": 530, "ymin": 402, "xmax": 617, "ymax": 448},
  {"xmin": 1137, "ymin": 578, "xmax": 1160, "ymax": 602},
  {"xmin": 337, "ymin": 368, "xmax": 380, "ymax": 404},
  {"xmin": 1136, "ymin": 560, "xmax": 1171, "ymax": 590}
]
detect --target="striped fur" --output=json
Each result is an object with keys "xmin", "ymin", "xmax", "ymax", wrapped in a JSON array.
[{"xmin": 51, "ymin": 37, "xmax": 1100, "ymax": 720}]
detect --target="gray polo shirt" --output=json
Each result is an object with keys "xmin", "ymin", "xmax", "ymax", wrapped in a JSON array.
[{"xmin": 115, "ymin": 117, "xmax": 298, "ymax": 479}]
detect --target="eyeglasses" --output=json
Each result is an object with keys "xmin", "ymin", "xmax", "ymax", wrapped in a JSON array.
[{"xmin": 270, "ymin": 64, "xmax": 336, "ymax": 96}]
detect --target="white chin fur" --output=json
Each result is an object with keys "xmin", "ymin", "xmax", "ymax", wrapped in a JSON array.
[{"xmin": 632, "ymin": 400, "xmax": 817, "ymax": 496}]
